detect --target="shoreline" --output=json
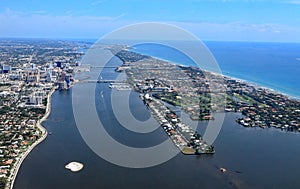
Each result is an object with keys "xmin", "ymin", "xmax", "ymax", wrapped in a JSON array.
[
  {"xmin": 220, "ymin": 73, "xmax": 300, "ymax": 101},
  {"xmin": 6, "ymin": 87, "xmax": 56, "ymax": 189},
  {"xmin": 114, "ymin": 47, "xmax": 299, "ymax": 132},
  {"xmin": 130, "ymin": 48, "xmax": 300, "ymax": 101}
]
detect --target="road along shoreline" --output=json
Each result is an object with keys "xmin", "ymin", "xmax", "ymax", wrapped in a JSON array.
[{"xmin": 6, "ymin": 87, "xmax": 56, "ymax": 189}]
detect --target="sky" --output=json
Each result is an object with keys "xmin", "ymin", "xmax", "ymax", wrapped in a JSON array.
[{"xmin": 0, "ymin": 0, "xmax": 300, "ymax": 42}]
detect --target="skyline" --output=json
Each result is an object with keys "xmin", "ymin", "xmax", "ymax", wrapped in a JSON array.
[
  {"xmin": 1, "ymin": 2, "xmax": 300, "ymax": 188},
  {"xmin": 0, "ymin": 0, "xmax": 300, "ymax": 42}
]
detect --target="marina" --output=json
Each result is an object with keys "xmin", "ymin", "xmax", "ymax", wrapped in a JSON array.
[
  {"xmin": 13, "ymin": 86, "xmax": 300, "ymax": 189},
  {"xmin": 14, "ymin": 40, "xmax": 300, "ymax": 189},
  {"xmin": 140, "ymin": 94, "xmax": 214, "ymax": 155}
]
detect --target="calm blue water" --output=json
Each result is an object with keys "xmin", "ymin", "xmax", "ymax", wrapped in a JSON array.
[
  {"xmin": 13, "ymin": 42, "xmax": 300, "ymax": 189},
  {"xmin": 131, "ymin": 41, "xmax": 300, "ymax": 98},
  {"xmin": 14, "ymin": 78, "xmax": 300, "ymax": 189}
]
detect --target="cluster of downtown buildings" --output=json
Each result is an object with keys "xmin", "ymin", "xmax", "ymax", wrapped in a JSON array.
[{"xmin": 0, "ymin": 39, "xmax": 84, "ymax": 188}]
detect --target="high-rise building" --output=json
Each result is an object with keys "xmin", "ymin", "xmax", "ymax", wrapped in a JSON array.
[
  {"xmin": 2, "ymin": 65, "xmax": 11, "ymax": 73},
  {"xmin": 28, "ymin": 94, "xmax": 43, "ymax": 106},
  {"xmin": 56, "ymin": 62, "xmax": 62, "ymax": 68}
]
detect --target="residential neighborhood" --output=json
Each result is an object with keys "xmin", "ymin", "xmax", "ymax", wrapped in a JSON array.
[{"xmin": 0, "ymin": 39, "xmax": 84, "ymax": 189}]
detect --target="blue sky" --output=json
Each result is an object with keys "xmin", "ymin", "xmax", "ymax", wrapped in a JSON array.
[{"xmin": 0, "ymin": 0, "xmax": 300, "ymax": 42}]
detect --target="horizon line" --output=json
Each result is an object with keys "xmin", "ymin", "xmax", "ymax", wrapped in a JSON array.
[{"xmin": 0, "ymin": 37, "xmax": 300, "ymax": 44}]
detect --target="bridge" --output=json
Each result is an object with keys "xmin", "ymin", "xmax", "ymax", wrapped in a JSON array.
[
  {"xmin": 90, "ymin": 66, "xmax": 118, "ymax": 68},
  {"xmin": 76, "ymin": 80, "xmax": 126, "ymax": 83}
]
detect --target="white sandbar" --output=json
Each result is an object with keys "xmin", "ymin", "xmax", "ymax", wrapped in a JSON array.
[{"xmin": 65, "ymin": 162, "xmax": 84, "ymax": 172}]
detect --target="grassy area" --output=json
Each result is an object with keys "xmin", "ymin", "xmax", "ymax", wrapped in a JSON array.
[
  {"xmin": 234, "ymin": 93, "xmax": 256, "ymax": 104},
  {"xmin": 160, "ymin": 97, "xmax": 181, "ymax": 106},
  {"xmin": 0, "ymin": 177, "xmax": 6, "ymax": 189}
]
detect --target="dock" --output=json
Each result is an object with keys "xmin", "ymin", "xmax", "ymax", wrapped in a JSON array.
[{"xmin": 140, "ymin": 94, "xmax": 215, "ymax": 155}]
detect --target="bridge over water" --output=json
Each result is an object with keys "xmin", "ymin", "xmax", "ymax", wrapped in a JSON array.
[
  {"xmin": 76, "ymin": 80, "xmax": 126, "ymax": 83},
  {"xmin": 90, "ymin": 66, "xmax": 118, "ymax": 68}
]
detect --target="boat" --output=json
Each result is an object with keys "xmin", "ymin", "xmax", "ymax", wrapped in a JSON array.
[{"xmin": 220, "ymin": 168, "xmax": 227, "ymax": 173}]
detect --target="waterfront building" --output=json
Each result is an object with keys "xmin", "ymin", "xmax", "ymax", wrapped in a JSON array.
[{"xmin": 58, "ymin": 81, "xmax": 68, "ymax": 90}]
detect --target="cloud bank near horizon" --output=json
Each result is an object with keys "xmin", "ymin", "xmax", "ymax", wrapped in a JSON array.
[{"xmin": 1, "ymin": 1, "xmax": 299, "ymax": 42}]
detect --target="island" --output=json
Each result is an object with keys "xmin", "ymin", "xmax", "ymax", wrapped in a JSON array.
[
  {"xmin": 65, "ymin": 162, "xmax": 84, "ymax": 172},
  {"xmin": 0, "ymin": 40, "xmax": 299, "ymax": 188},
  {"xmin": 110, "ymin": 47, "xmax": 300, "ymax": 135}
]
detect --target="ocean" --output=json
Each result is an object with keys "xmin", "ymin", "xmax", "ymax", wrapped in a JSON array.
[
  {"xmin": 13, "ymin": 41, "xmax": 300, "ymax": 189},
  {"xmin": 131, "ymin": 41, "xmax": 300, "ymax": 98}
]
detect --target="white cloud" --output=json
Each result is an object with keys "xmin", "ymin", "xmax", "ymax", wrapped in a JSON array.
[
  {"xmin": 31, "ymin": 10, "xmax": 47, "ymax": 14},
  {"xmin": 190, "ymin": 0, "xmax": 276, "ymax": 2},
  {"xmin": 90, "ymin": 0, "xmax": 107, "ymax": 6},
  {"xmin": 0, "ymin": 8, "xmax": 129, "ymax": 38},
  {"xmin": 284, "ymin": 0, "xmax": 300, "ymax": 4},
  {"xmin": 0, "ymin": 8, "xmax": 299, "ymax": 42},
  {"xmin": 171, "ymin": 21, "xmax": 300, "ymax": 42}
]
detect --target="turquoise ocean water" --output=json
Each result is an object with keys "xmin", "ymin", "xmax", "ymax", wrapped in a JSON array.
[
  {"xmin": 14, "ymin": 41, "xmax": 300, "ymax": 189},
  {"xmin": 131, "ymin": 41, "xmax": 300, "ymax": 98}
]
